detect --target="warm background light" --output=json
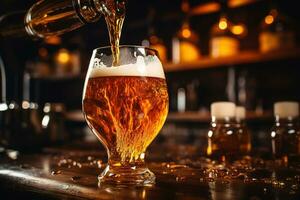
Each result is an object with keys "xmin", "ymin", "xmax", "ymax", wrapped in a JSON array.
[
  {"xmin": 182, "ymin": 28, "xmax": 192, "ymax": 38},
  {"xmin": 265, "ymin": 15, "xmax": 274, "ymax": 25},
  {"xmin": 231, "ymin": 24, "xmax": 246, "ymax": 36},
  {"xmin": 44, "ymin": 36, "xmax": 61, "ymax": 45},
  {"xmin": 179, "ymin": 41, "xmax": 200, "ymax": 62},
  {"xmin": 56, "ymin": 49, "xmax": 70, "ymax": 64},
  {"xmin": 219, "ymin": 18, "xmax": 228, "ymax": 30}
]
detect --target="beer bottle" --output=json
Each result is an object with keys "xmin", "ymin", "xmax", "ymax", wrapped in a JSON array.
[
  {"xmin": 207, "ymin": 102, "xmax": 239, "ymax": 162},
  {"xmin": 259, "ymin": 0, "xmax": 295, "ymax": 53},
  {"xmin": 0, "ymin": 0, "xmax": 126, "ymax": 38},
  {"xmin": 271, "ymin": 102, "xmax": 300, "ymax": 162}
]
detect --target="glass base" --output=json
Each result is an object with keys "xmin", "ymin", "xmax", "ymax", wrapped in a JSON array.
[{"xmin": 98, "ymin": 165, "xmax": 155, "ymax": 186}]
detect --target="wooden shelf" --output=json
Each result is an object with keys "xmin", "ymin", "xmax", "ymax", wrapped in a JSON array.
[
  {"xmin": 167, "ymin": 111, "xmax": 273, "ymax": 123},
  {"xmin": 164, "ymin": 49, "xmax": 300, "ymax": 72},
  {"xmin": 66, "ymin": 110, "xmax": 273, "ymax": 124}
]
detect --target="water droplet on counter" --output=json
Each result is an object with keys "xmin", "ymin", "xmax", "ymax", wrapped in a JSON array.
[
  {"xmin": 6, "ymin": 150, "xmax": 19, "ymax": 160},
  {"xmin": 71, "ymin": 176, "xmax": 81, "ymax": 181},
  {"xmin": 286, "ymin": 177, "xmax": 292, "ymax": 181},
  {"xmin": 243, "ymin": 178, "xmax": 250, "ymax": 183},
  {"xmin": 207, "ymin": 178, "xmax": 215, "ymax": 182},
  {"xmin": 58, "ymin": 159, "xmax": 67, "ymax": 167},
  {"xmin": 51, "ymin": 170, "xmax": 61, "ymax": 175},
  {"xmin": 221, "ymin": 179, "xmax": 230, "ymax": 184},
  {"xmin": 63, "ymin": 185, "xmax": 70, "ymax": 190},
  {"xmin": 176, "ymin": 176, "xmax": 186, "ymax": 182},
  {"xmin": 272, "ymin": 181, "xmax": 285, "ymax": 188},
  {"xmin": 169, "ymin": 164, "xmax": 188, "ymax": 169},
  {"xmin": 236, "ymin": 173, "xmax": 247, "ymax": 180},
  {"xmin": 263, "ymin": 179, "xmax": 272, "ymax": 184}
]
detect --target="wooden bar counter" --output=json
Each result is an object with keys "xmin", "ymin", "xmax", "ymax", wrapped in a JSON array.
[{"xmin": 0, "ymin": 144, "xmax": 300, "ymax": 200}]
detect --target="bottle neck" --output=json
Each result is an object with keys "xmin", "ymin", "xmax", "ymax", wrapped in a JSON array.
[
  {"xmin": 76, "ymin": 0, "xmax": 103, "ymax": 23},
  {"xmin": 212, "ymin": 116, "xmax": 236, "ymax": 125},
  {"xmin": 275, "ymin": 115, "xmax": 299, "ymax": 125},
  {"xmin": 92, "ymin": 0, "xmax": 126, "ymax": 19}
]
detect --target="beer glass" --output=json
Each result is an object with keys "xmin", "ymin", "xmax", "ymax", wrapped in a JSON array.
[{"xmin": 82, "ymin": 46, "xmax": 169, "ymax": 185}]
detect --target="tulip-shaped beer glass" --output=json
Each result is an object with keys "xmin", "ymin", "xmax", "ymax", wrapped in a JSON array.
[{"xmin": 82, "ymin": 46, "xmax": 169, "ymax": 185}]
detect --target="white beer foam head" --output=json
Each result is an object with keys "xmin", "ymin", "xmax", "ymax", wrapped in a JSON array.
[
  {"xmin": 274, "ymin": 101, "xmax": 299, "ymax": 118},
  {"xmin": 89, "ymin": 55, "xmax": 165, "ymax": 79},
  {"xmin": 211, "ymin": 102, "xmax": 236, "ymax": 119},
  {"xmin": 236, "ymin": 106, "xmax": 246, "ymax": 120}
]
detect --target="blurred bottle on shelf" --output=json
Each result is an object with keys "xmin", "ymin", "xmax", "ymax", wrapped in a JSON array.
[
  {"xmin": 172, "ymin": 21, "xmax": 201, "ymax": 64},
  {"xmin": 271, "ymin": 102, "xmax": 300, "ymax": 163},
  {"xmin": 210, "ymin": 15, "xmax": 240, "ymax": 58},
  {"xmin": 207, "ymin": 102, "xmax": 240, "ymax": 162},
  {"xmin": 210, "ymin": 0, "xmax": 245, "ymax": 58},
  {"xmin": 235, "ymin": 106, "xmax": 251, "ymax": 155},
  {"xmin": 259, "ymin": 6, "xmax": 295, "ymax": 53}
]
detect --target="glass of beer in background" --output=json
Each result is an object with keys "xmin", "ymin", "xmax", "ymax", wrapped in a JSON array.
[{"xmin": 82, "ymin": 46, "xmax": 169, "ymax": 185}]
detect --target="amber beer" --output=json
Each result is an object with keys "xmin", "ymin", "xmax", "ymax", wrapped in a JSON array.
[{"xmin": 83, "ymin": 69, "xmax": 168, "ymax": 162}]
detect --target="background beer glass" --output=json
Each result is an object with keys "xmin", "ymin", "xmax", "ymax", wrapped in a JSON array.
[{"xmin": 82, "ymin": 46, "xmax": 169, "ymax": 185}]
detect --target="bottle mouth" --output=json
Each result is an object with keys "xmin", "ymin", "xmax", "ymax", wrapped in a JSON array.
[
  {"xmin": 212, "ymin": 116, "xmax": 236, "ymax": 123},
  {"xmin": 76, "ymin": 0, "xmax": 102, "ymax": 23},
  {"xmin": 275, "ymin": 115, "xmax": 298, "ymax": 121}
]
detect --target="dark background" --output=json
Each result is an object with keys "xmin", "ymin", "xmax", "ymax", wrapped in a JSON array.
[{"xmin": 0, "ymin": 0, "xmax": 299, "ymax": 110}]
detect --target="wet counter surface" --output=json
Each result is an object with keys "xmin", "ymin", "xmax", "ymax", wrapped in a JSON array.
[{"xmin": 0, "ymin": 145, "xmax": 300, "ymax": 200}]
